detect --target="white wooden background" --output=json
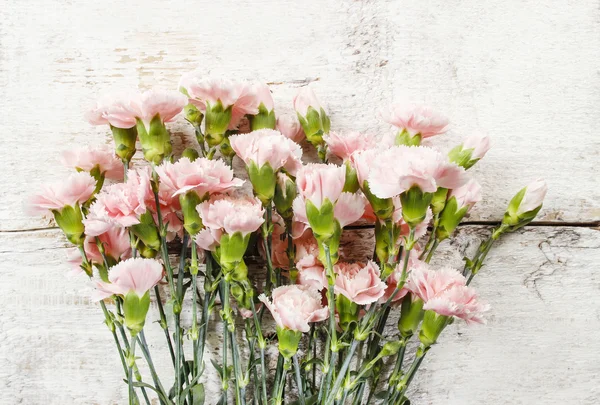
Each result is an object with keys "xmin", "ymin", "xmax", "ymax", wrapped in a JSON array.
[{"xmin": 1, "ymin": 0, "xmax": 599, "ymax": 404}]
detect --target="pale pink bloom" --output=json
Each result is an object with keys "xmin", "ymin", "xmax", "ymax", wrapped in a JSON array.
[
  {"xmin": 349, "ymin": 147, "xmax": 384, "ymax": 187},
  {"xmin": 407, "ymin": 262, "xmax": 466, "ymax": 303},
  {"xmin": 132, "ymin": 89, "xmax": 187, "ymax": 127},
  {"xmin": 334, "ymin": 192, "xmax": 367, "ymax": 227},
  {"xmin": 149, "ymin": 182, "xmax": 184, "ymax": 240},
  {"xmin": 424, "ymin": 285, "xmax": 490, "ymax": 324},
  {"xmin": 323, "ymin": 131, "xmax": 378, "ymax": 161},
  {"xmin": 293, "ymin": 87, "xmax": 325, "ymax": 117},
  {"xmin": 83, "ymin": 168, "xmax": 152, "ymax": 236},
  {"xmin": 276, "ymin": 114, "xmax": 305, "ymax": 143},
  {"xmin": 334, "ymin": 261, "xmax": 386, "ymax": 305},
  {"xmin": 449, "ymin": 179, "xmax": 482, "ymax": 210},
  {"xmin": 296, "ymin": 254, "xmax": 327, "ymax": 291},
  {"xmin": 368, "ymin": 146, "xmax": 467, "ymax": 199},
  {"xmin": 381, "ymin": 103, "xmax": 449, "ymax": 138},
  {"xmin": 156, "ymin": 157, "xmax": 243, "ymax": 198},
  {"xmin": 61, "ymin": 145, "xmax": 124, "ymax": 180},
  {"xmin": 70, "ymin": 227, "xmax": 132, "ymax": 268},
  {"xmin": 229, "ymin": 129, "xmax": 303, "ymax": 175},
  {"xmin": 392, "ymin": 197, "xmax": 433, "ymax": 240},
  {"xmin": 29, "ymin": 172, "xmax": 97, "ymax": 215},
  {"xmin": 195, "ymin": 196, "xmax": 265, "ymax": 250},
  {"xmin": 253, "ymin": 82, "xmax": 274, "ymax": 111},
  {"xmin": 296, "ymin": 163, "xmax": 346, "ymax": 209},
  {"xmin": 259, "ymin": 285, "xmax": 329, "ymax": 332},
  {"xmin": 379, "ymin": 256, "xmax": 423, "ymax": 303},
  {"xmin": 229, "ymin": 82, "xmax": 261, "ymax": 130},
  {"xmin": 85, "ymin": 90, "xmax": 139, "ymax": 129},
  {"xmin": 463, "ymin": 132, "xmax": 491, "ymax": 160},
  {"xmin": 269, "ymin": 221, "xmax": 318, "ymax": 269},
  {"xmin": 94, "ymin": 258, "xmax": 164, "ymax": 300},
  {"xmin": 517, "ymin": 179, "xmax": 547, "ymax": 215}
]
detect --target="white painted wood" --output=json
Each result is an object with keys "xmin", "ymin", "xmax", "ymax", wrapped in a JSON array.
[{"xmin": 2, "ymin": 0, "xmax": 600, "ymax": 404}]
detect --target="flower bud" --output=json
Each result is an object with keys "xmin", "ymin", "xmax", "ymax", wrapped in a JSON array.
[
  {"xmin": 130, "ymin": 211, "xmax": 161, "ymax": 252},
  {"xmin": 136, "ymin": 115, "xmax": 172, "ymax": 165},
  {"xmin": 448, "ymin": 133, "xmax": 491, "ymax": 170},
  {"xmin": 276, "ymin": 114, "xmax": 304, "ymax": 143},
  {"xmin": 430, "ymin": 187, "xmax": 448, "ymax": 215},
  {"xmin": 305, "ymin": 199, "xmax": 336, "ymax": 240},
  {"xmin": 181, "ymin": 147, "xmax": 200, "ymax": 162},
  {"xmin": 293, "ymin": 87, "xmax": 330, "ymax": 151},
  {"xmin": 501, "ymin": 179, "xmax": 547, "ymax": 231},
  {"xmin": 110, "ymin": 126, "xmax": 138, "ymax": 163},
  {"xmin": 179, "ymin": 191, "xmax": 204, "ymax": 236},
  {"xmin": 362, "ymin": 181, "xmax": 394, "ymax": 220},
  {"xmin": 183, "ymin": 102, "xmax": 204, "ymax": 127},
  {"xmin": 53, "ymin": 204, "xmax": 86, "ymax": 245},
  {"xmin": 250, "ymin": 83, "xmax": 276, "ymax": 131},
  {"xmin": 436, "ymin": 180, "xmax": 481, "ymax": 240},
  {"xmin": 274, "ymin": 173, "xmax": 297, "ymax": 219},
  {"xmin": 276, "ymin": 326, "xmax": 303, "ymax": 359},
  {"xmin": 399, "ymin": 186, "xmax": 434, "ymax": 228},
  {"xmin": 204, "ymin": 101, "xmax": 233, "ymax": 146},
  {"xmin": 380, "ymin": 340, "xmax": 405, "ymax": 357},
  {"xmin": 418, "ymin": 309, "xmax": 450, "ymax": 348},
  {"xmin": 398, "ymin": 295, "xmax": 424, "ymax": 338}
]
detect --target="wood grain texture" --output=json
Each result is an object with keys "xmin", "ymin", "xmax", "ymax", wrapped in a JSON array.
[{"xmin": 1, "ymin": 0, "xmax": 600, "ymax": 404}]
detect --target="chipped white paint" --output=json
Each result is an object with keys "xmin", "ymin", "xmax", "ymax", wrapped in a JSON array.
[{"xmin": 1, "ymin": 0, "xmax": 599, "ymax": 404}]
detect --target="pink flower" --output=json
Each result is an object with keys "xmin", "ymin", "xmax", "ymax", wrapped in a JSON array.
[
  {"xmin": 323, "ymin": 131, "xmax": 378, "ymax": 161},
  {"xmin": 29, "ymin": 172, "xmax": 97, "ymax": 215},
  {"xmin": 229, "ymin": 129, "xmax": 303, "ymax": 175},
  {"xmin": 94, "ymin": 258, "xmax": 163, "ymax": 300},
  {"xmin": 70, "ymin": 227, "xmax": 132, "ymax": 268},
  {"xmin": 368, "ymin": 146, "xmax": 467, "ymax": 199},
  {"xmin": 349, "ymin": 147, "xmax": 385, "ymax": 187},
  {"xmin": 517, "ymin": 179, "xmax": 547, "ymax": 215},
  {"xmin": 296, "ymin": 254, "xmax": 327, "ymax": 291},
  {"xmin": 449, "ymin": 179, "xmax": 482, "ymax": 211},
  {"xmin": 293, "ymin": 87, "xmax": 325, "ymax": 117},
  {"xmin": 195, "ymin": 196, "xmax": 265, "ymax": 250},
  {"xmin": 83, "ymin": 168, "xmax": 152, "ymax": 236},
  {"xmin": 407, "ymin": 262, "xmax": 466, "ymax": 303},
  {"xmin": 61, "ymin": 145, "xmax": 124, "ymax": 180},
  {"xmin": 334, "ymin": 261, "xmax": 386, "ymax": 305},
  {"xmin": 276, "ymin": 114, "xmax": 305, "ymax": 143},
  {"xmin": 259, "ymin": 285, "xmax": 329, "ymax": 332},
  {"xmin": 463, "ymin": 132, "xmax": 491, "ymax": 160},
  {"xmin": 334, "ymin": 192, "xmax": 368, "ymax": 227},
  {"xmin": 270, "ymin": 220, "xmax": 319, "ymax": 269},
  {"xmin": 296, "ymin": 163, "xmax": 346, "ymax": 209},
  {"xmin": 381, "ymin": 103, "xmax": 449, "ymax": 138},
  {"xmin": 132, "ymin": 89, "xmax": 187, "ymax": 126},
  {"xmin": 85, "ymin": 90, "xmax": 139, "ymax": 129},
  {"xmin": 253, "ymin": 82, "xmax": 274, "ymax": 111},
  {"xmin": 156, "ymin": 157, "xmax": 243, "ymax": 198},
  {"xmin": 423, "ymin": 285, "xmax": 490, "ymax": 324}
]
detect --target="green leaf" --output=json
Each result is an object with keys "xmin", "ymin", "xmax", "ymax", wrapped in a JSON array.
[{"xmin": 211, "ymin": 359, "xmax": 224, "ymax": 379}]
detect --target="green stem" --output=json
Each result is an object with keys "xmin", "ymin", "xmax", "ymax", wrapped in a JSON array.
[
  {"xmin": 220, "ymin": 279, "xmax": 230, "ymax": 404},
  {"xmin": 274, "ymin": 358, "xmax": 291, "ymax": 405},
  {"xmin": 197, "ymin": 253, "xmax": 214, "ymax": 372},
  {"xmin": 230, "ymin": 329, "xmax": 246, "ymax": 405},
  {"xmin": 154, "ymin": 286, "xmax": 176, "ymax": 367},
  {"xmin": 385, "ymin": 338, "xmax": 408, "ymax": 402},
  {"xmin": 138, "ymin": 330, "xmax": 170, "ymax": 403},
  {"xmin": 424, "ymin": 239, "xmax": 439, "ymax": 264},
  {"xmin": 293, "ymin": 354, "xmax": 306, "ymax": 405},
  {"xmin": 419, "ymin": 214, "xmax": 439, "ymax": 261},
  {"xmin": 127, "ymin": 336, "xmax": 137, "ymax": 405},
  {"xmin": 190, "ymin": 239, "xmax": 200, "ymax": 378},
  {"xmin": 326, "ymin": 339, "xmax": 359, "ymax": 404},
  {"xmin": 319, "ymin": 243, "xmax": 338, "ymax": 404},
  {"xmin": 263, "ymin": 205, "xmax": 275, "ymax": 295},
  {"xmin": 249, "ymin": 299, "xmax": 268, "ymax": 405},
  {"xmin": 396, "ymin": 346, "xmax": 428, "ymax": 398}
]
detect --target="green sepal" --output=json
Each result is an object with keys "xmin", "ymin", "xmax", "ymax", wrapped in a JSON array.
[
  {"xmin": 247, "ymin": 161, "xmax": 276, "ymax": 205},
  {"xmin": 436, "ymin": 196, "xmax": 469, "ymax": 241},
  {"xmin": 362, "ymin": 181, "xmax": 394, "ymax": 220},
  {"xmin": 52, "ymin": 204, "xmax": 85, "ymax": 245},
  {"xmin": 184, "ymin": 103, "xmax": 204, "ymax": 127},
  {"xmin": 448, "ymin": 144, "xmax": 479, "ymax": 169},
  {"xmin": 343, "ymin": 161, "xmax": 359, "ymax": 193},
  {"xmin": 136, "ymin": 239, "xmax": 158, "ymax": 258},
  {"xmin": 273, "ymin": 174, "xmax": 297, "ymax": 219},
  {"xmin": 297, "ymin": 107, "xmax": 323, "ymax": 146},
  {"xmin": 395, "ymin": 129, "xmax": 421, "ymax": 146},
  {"xmin": 110, "ymin": 125, "xmax": 137, "ymax": 163},
  {"xmin": 204, "ymin": 100, "xmax": 232, "ymax": 145},
  {"xmin": 501, "ymin": 187, "xmax": 543, "ymax": 231},
  {"xmin": 321, "ymin": 107, "xmax": 331, "ymax": 133},
  {"xmin": 398, "ymin": 295, "xmax": 424, "ymax": 338},
  {"xmin": 179, "ymin": 191, "xmax": 204, "ymax": 236},
  {"xmin": 123, "ymin": 290, "xmax": 151, "ymax": 336},
  {"xmin": 136, "ymin": 115, "xmax": 172, "ymax": 165},
  {"xmin": 219, "ymin": 232, "xmax": 251, "ymax": 270},
  {"xmin": 250, "ymin": 103, "xmax": 276, "ymax": 130},
  {"xmin": 336, "ymin": 294, "xmax": 359, "ymax": 332},
  {"xmin": 230, "ymin": 277, "xmax": 254, "ymax": 310},
  {"xmin": 130, "ymin": 211, "xmax": 161, "ymax": 251},
  {"xmin": 419, "ymin": 310, "xmax": 450, "ymax": 348},
  {"xmin": 276, "ymin": 327, "xmax": 302, "ymax": 359},
  {"xmin": 430, "ymin": 187, "xmax": 448, "ymax": 215},
  {"xmin": 380, "ymin": 340, "xmax": 405, "ymax": 357},
  {"xmin": 305, "ymin": 199, "xmax": 335, "ymax": 239},
  {"xmin": 219, "ymin": 137, "xmax": 236, "ymax": 159},
  {"xmin": 374, "ymin": 220, "xmax": 390, "ymax": 264},
  {"xmin": 182, "ymin": 147, "xmax": 200, "ymax": 162},
  {"xmin": 400, "ymin": 186, "xmax": 433, "ymax": 227},
  {"xmin": 316, "ymin": 221, "xmax": 341, "ymax": 265}
]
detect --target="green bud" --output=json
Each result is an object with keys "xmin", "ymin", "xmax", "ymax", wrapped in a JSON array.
[
  {"xmin": 230, "ymin": 277, "xmax": 254, "ymax": 310},
  {"xmin": 395, "ymin": 129, "xmax": 421, "ymax": 146},
  {"xmin": 181, "ymin": 147, "xmax": 200, "ymax": 161},
  {"xmin": 296, "ymin": 105, "xmax": 329, "ymax": 149},
  {"xmin": 204, "ymin": 100, "xmax": 232, "ymax": 145},
  {"xmin": 305, "ymin": 199, "xmax": 336, "ymax": 239},
  {"xmin": 343, "ymin": 161, "xmax": 359, "ymax": 193},
  {"xmin": 123, "ymin": 291, "xmax": 151, "ymax": 336},
  {"xmin": 136, "ymin": 115, "xmax": 172, "ymax": 165},
  {"xmin": 335, "ymin": 294, "xmax": 359, "ymax": 332},
  {"xmin": 362, "ymin": 181, "xmax": 394, "ymax": 220},
  {"xmin": 250, "ymin": 103, "xmax": 276, "ymax": 130},
  {"xmin": 276, "ymin": 327, "xmax": 302, "ymax": 359},
  {"xmin": 419, "ymin": 310, "xmax": 450, "ymax": 348},
  {"xmin": 448, "ymin": 144, "xmax": 479, "ymax": 170},
  {"xmin": 436, "ymin": 196, "xmax": 469, "ymax": 241},
  {"xmin": 430, "ymin": 187, "xmax": 449, "ymax": 215},
  {"xmin": 179, "ymin": 191, "xmax": 204, "ymax": 235},
  {"xmin": 110, "ymin": 125, "xmax": 138, "ymax": 163},
  {"xmin": 501, "ymin": 185, "xmax": 544, "ymax": 233},
  {"xmin": 53, "ymin": 204, "xmax": 85, "ymax": 245},
  {"xmin": 219, "ymin": 137, "xmax": 236, "ymax": 159},
  {"xmin": 136, "ymin": 240, "xmax": 158, "ymax": 258},
  {"xmin": 398, "ymin": 295, "xmax": 424, "ymax": 338},
  {"xmin": 130, "ymin": 211, "xmax": 161, "ymax": 251},
  {"xmin": 400, "ymin": 186, "xmax": 433, "ymax": 228},
  {"xmin": 247, "ymin": 161, "xmax": 276, "ymax": 205},
  {"xmin": 273, "ymin": 173, "xmax": 297, "ymax": 219},
  {"xmin": 184, "ymin": 103, "xmax": 204, "ymax": 127},
  {"xmin": 380, "ymin": 340, "xmax": 405, "ymax": 357}
]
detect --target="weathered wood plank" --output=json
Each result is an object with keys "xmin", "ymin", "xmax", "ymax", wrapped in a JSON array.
[{"xmin": 1, "ymin": 226, "xmax": 598, "ymax": 404}]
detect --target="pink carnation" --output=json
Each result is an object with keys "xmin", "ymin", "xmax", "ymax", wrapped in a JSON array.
[
  {"xmin": 195, "ymin": 196, "xmax": 265, "ymax": 251},
  {"xmin": 334, "ymin": 192, "xmax": 368, "ymax": 227},
  {"xmin": 296, "ymin": 254, "xmax": 327, "ymax": 291},
  {"xmin": 132, "ymin": 89, "xmax": 187, "ymax": 126},
  {"xmin": 381, "ymin": 103, "xmax": 449, "ymax": 138},
  {"xmin": 449, "ymin": 179, "xmax": 482, "ymax": 210},
  {"xmin": 517, "ymin": 179, "xmax": 547, "ymax": 215},
  {"xmin": 259, "ymin": 285, "xmax": 329, "ymax": 332},
  {"xmin": 83, "ymin": 168, "xmax": 152, "ymax": 236},
  {"xmin": 70, "ymin": 227, "xmax": 131, "ymax": 269},
  {"xmin": 349, "ymin": 147, "xmax": 385, "ymax": 187},
  {"xmin": 407, "ymin": 262, "xmax": 467, "ymax": 303},
  {"xmin": 156, "ymin": 157, "xmax": 243, "ymax": 198},
  {"xmin": 29, "ymin": 172, "xmax": 97, "ymax": 215},
  {"xmin": 293, "ymin": 87, "xmax": 325, "ymax": 117},
  {"xmin": 368, "ymin": 146, "xmax": 467, "ymax": 198},
  {"xmin": 334, "ymin": 261, "xmax": 386, "ymax": 305},
  {"xmin": 276, "ymin": 114, "xmax": 305, "ymax": 143},
  {"xmin": 463, "ymin": 132, "xmax": 491, "ymax": 160},
  {"xmin": 270, "ymin": 220, "xmax": 319, "ymax": 269},
  {"xmin": 323, "ymin": 131, "xmax": 378, "ymax": 161},
  {"xmin": 94, "ymin": 258, "xmax": 164, "ymax": 300},
  {"xmin": 61, "ymin": 145, "xmax": 124, "ymax": 180},
  {"xmin": 423, "ymin": 285, "xmax": 490, "ymax": 324},
  {"xmin": 229, "ymin": 129, "xmax": 303, "ymax": 175},
  {"xmin": 85, "ymin": 90, "xmax": 139, "ymax": 129},
  {"xmin": 296, "ymin": 163, "xmax": 346, "ymax": 209},
  {"xmin": 253, "ymin": 82, "xmax": 274, "ymax": 111}
]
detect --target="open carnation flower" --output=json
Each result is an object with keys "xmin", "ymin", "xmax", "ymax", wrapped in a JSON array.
[
  {"xmin": 29, "ymin": 172, "xmax": 97, "ymax": 215},
  {"xmin": 276, "ymin": 114, "xmax": 305, "ymax": 143},
  {"xmin": 381, "ymin": 102, "xmax": 449, "ymax": 139},
  {"xmin": 61, "ymin": 145, "xmax": 124, "ymax": 181},
  {"xmin": 323, "ymin": 131, "xmax": 379, "ymax": 161},
  {"xmin": 333, "ymin": 261, "xmax": 386, "ymax": 305}
]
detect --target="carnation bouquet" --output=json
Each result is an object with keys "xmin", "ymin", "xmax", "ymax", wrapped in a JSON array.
[{"xmin": 30, "ymin": 73, "xmax": 547, "ymax": 405}]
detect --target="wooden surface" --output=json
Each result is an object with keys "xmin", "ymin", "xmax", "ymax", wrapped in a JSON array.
[{"xmin": 1, "ymin": 0, "xmax": 599, "ymax": 404}]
